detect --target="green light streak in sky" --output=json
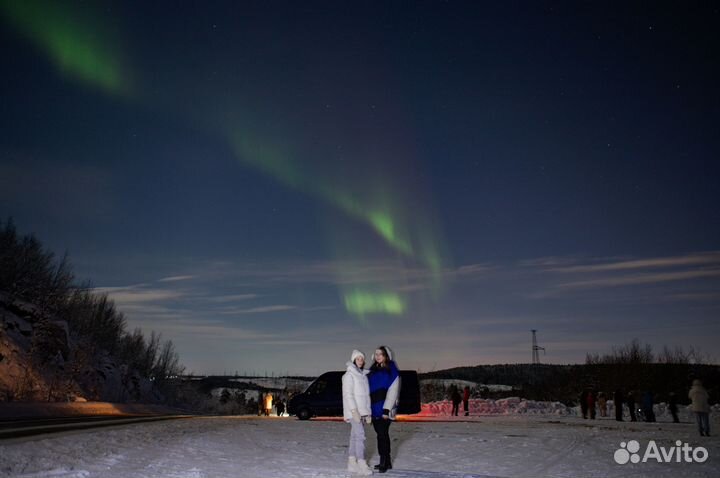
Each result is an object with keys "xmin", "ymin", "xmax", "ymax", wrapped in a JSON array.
[
  {"xmin": 344, "ymin": 290, "xmax": 406, "ymax": 316},
  {"xmin": 367, "ymin": 210, "xmax": 413, "ymax": 256},
  {"xmin": 1, "ymin": 0, "xmax": 130, "ymax": 95},
  {"xmin": 231, "ymin": 133, "xmax": 416, "ymax": 258},
  {"xmin": 229, "ymin": 131, "xmax": 449, "ymax": 317},
  {"xmin": 232, "ymin": 135, "xmax": 304, "ymax": 189},
  {"xmin": 2, "ymin": 0, "xmax": 444, "ymax": 319}
]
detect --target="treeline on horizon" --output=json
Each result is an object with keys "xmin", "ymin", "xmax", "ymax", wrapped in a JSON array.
[
  {"xmin": 421, "ymin": 339, "xmax": 718, "ymax": 404},
  {"xmin": 0, "ymin": 217, "xmax": 184, "ymax": 402}
]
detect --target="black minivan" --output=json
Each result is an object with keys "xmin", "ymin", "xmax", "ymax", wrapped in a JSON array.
[{"xmin": 288, "ymin": 370, "xmax": 421, "ymax": 420}]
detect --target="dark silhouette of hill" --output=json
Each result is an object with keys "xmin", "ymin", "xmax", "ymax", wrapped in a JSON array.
[{"xmin": 420, "ymin": 362, "xmax": 719, "ymax": 404}]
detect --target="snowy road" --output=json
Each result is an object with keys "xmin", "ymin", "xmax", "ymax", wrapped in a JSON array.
[{"xmin": 1, "ymin": 415, "xmax": 717, "ymax": 478}]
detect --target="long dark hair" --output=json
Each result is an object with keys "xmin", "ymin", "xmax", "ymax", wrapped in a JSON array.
[{"xmin": 371, "ymin": 346, "xmax": 390, "ymax": 371}]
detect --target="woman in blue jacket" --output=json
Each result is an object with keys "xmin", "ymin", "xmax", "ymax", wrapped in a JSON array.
[{"xmin": 368, "ymin": 345, "xmax": 401, "ymax": 473}]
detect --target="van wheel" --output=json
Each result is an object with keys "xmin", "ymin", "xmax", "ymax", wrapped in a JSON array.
[{"xmin": 297, "ymin": 407, "xmax": 312, "ymax": 420}]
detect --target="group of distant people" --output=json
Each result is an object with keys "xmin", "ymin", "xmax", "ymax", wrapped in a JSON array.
[
  {"xmin": 579, "ymin": 379, "xmax": 711, "ymax": 436},
  {"xmin": 449, "ymin": 384, "xmax": 471, "ymax": 416},
  {"xmin": 259, "ymin": 393, "xmax": 285, "ymax": 416}
]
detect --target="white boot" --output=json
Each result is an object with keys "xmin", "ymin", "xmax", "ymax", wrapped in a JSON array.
[
  {"xmin": 347, "ymin": 456, "xmax": 359, "ymax": 473},
  {"xmin": 355, "ymin": 459, "xmax": 373, "ymax": 475}
]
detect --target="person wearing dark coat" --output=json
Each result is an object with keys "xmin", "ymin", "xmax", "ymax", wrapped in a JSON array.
[
  {"xmin": 627, "ymin": 390, "xmax": 637, "ymax": 422},
  {"xmin": 369, "ymin": 346, "xmax": 401, "ymax": 473},
  {"xmin": 580, "ymin": 389, "xmax": 589, "ymax": 419},
  {"xmin": 642, "ymin": 391, "xmax": 656, "ymax": 422},
  {"xmin": 450, "ymin": 386, "xmax": 462, "ymax": 416},
  {"xmin": 668, "ymin": 392, "xmax": 679, "ymax": 423},
  {"xmin": 587, "ymin": 389, "xmax": 597, "ymax": 420},
  {"xmin": 614, "ymin": 389, "xmax": 624, "ymax": 422}
]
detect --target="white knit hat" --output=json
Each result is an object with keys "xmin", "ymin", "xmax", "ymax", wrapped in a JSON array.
[{"xmin": 351, "ymin": 349, "xmax": 365, "ymax": 363}]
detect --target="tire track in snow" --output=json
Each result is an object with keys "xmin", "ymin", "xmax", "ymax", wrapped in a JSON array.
[{"xmin": 512, "ymin": 421, "xmax": 585, "ymax": 478}]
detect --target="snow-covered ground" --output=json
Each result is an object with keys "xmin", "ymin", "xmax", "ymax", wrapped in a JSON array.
[{"xmin": 1, "ymin": 413, "xmax": 717, "ymax": 478}]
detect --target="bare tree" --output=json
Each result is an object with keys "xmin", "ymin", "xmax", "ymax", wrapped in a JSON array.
[
  {"xmin": 1, "ymin": 217, "xmax": 187, "ymax": 403},
  {"xmin": 586, "ymin": 338, "xmax": 654, "ymax": 364}
]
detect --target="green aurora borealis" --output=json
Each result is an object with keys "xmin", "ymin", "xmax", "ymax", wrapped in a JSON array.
[
  {"xmin": 1, "ymin": 0, "xmax": 131, "ymax": 96},
  {"xmin": 1, "ymin": 0, "xmax": 449, "ymax": 319}
]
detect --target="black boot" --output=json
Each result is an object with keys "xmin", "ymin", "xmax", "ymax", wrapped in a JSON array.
[
  {"xmin": 374, "ymin": 455, "xmax": 386, "ymax": 470},
  {"xmin": 378, "ymin": 454, "xmax": 392, "ymax": 473}
]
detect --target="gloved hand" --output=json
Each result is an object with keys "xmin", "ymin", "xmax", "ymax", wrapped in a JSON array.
[
  {"xmin": 364, "ymin": 415, "xmax": 372, "ymax": 424},
  {"xmin": 351, "ymin": 409, "xmax": 361, "ymax": 423}
]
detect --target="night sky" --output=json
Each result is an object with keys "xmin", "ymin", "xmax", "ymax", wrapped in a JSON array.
[{"xmin": 1, "ymin": 1, "xmax": 718, "ymax": 375}]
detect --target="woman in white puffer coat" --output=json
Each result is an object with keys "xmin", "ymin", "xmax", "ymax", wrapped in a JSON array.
[{"xmin": 342, "ymin": 349, "xmax": 373, "ymax": 475}]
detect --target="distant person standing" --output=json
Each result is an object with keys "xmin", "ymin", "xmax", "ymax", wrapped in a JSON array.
[
  {"xmin": 613, "ymin": 389, "xmax": 624, "ymax": 421},
  {"xmin": 689, "ymin": 380, "xmax": 710, "ymax": 436},
  {"xmin": 369, "ymin": 346, "xmax": 401, "ymax": 473},
  {"xmin": 463, "ymin": 386, "xmax": 471, "ymax": 416},
  {"xmin": 598, "ymin": 392, "xmax": 607, "ymax": 418},
  {"xmin": 342, "ymin": 349, "xmax": 373, "ymax": 475},
  {"xmin": 626, "ymin": 390, "xmax": 637, "ymax": 422},
  {"xmin": 668, "ymin": 392, "xmax": 679, "ymax": 423},
  {"xmin": 264, "ymin": 393, "xmax": 273, "ymax": 417},
  {"xmin": 276, "ymin": 398, "xmax": 285, "ymax": 417},
  {"xmin": 587, "ymin": 389, "xmax": 597, "ymax": 420},
  {"xmin": 642, "ymin": 391, "xmax": 656, "ymax": 422},
  {"xmin": 579, "ymin": 389, "xmax": 589, "ymax": 419},
  {"xmin": 451, "ymin": 386, "xmax": 462, "ymax": 417}
]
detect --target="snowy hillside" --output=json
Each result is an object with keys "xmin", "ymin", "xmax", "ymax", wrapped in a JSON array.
[{"xmin": 0, "ymin": 292, "xmax": 158, "ymax": 404}]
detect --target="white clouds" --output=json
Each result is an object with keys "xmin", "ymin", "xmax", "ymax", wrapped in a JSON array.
[
  {"xmin": 93, "ymin": 284, "xmax": 187, "ymax": 312},
  {"xmin": 454, "ymin": 263, "xmax": 493, "ymax": 276},
  {"xmin": 86, "ymin": 251, "xmax": 719, "ymax": 374},
  {"xmin": 133, "ymin": 319, "xmax": 277, "ymax": 342},
  {"xmin": 537, "ymin": 252, "xmax": 720, "ymax": 291},
  {"xmin": 96, "ymin": 288, "xmax": 185, "ymax": 304},
  {"xmin": 556, "ymin": 268, "xmax": 720, "ymax": 289},
  {"xmin": 546, "ymin": 252, "xmax": 720, "ymax": 274},
  {"xmin": 189, "ymin": 259, "xmax": 492, "ymax": 288},
  {"xmin": 218, "ymin": 305, "xmax": 297, "ymax": 315},
  {"xmin": 205, "ymin": 294, "xmax": 259, "ymax": 303},
  {"xmin": 158, "ymin": 275, "xmax": 195, "ymax": 282}
]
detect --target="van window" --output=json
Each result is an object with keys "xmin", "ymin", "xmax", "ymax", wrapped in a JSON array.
[{"xmin": 306, "ymin": 378, "xmax": 328, "ymax": 395}]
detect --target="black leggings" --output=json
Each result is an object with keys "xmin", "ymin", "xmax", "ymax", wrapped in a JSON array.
[{"xmin": 372, "ymin": 418, "xmax": 392, "ymax": 456}]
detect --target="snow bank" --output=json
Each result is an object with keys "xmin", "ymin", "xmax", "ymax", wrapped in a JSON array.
[
  {"xmin": 420, "ymin": 397, "xmax": 574, "ymax": 416},
  {"xmin": 421, "ymin": 397, "xmax": 720, "ymax": 419}
]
